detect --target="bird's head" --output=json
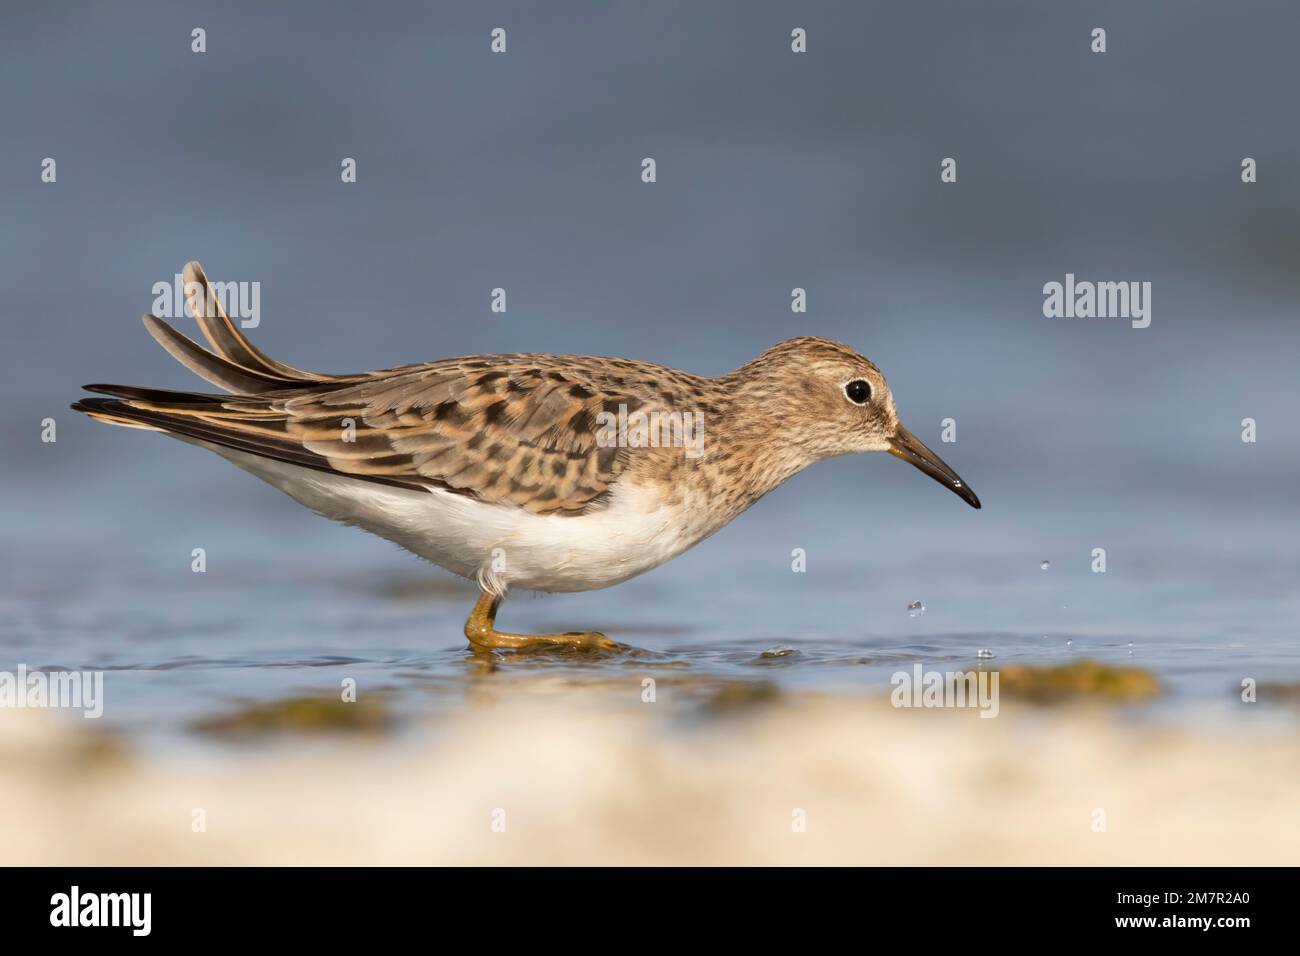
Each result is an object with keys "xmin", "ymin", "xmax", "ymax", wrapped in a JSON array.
[{"xmin": 738, "ymin": 336, "xmax": 980, "ymax": 509}]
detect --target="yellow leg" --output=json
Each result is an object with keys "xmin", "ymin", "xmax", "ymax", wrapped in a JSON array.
[{"xmin": 463, "ymin": 591, "xmax": 623, "ymax": 653}]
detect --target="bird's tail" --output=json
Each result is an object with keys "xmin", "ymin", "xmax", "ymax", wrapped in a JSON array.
[
  {"xmin": 145, "ymin": 260, "xmax": 350, "ymax": 393},
  {"xmin": 73, "ymin": 260, "xmax": 372, "ymax": 431},
  {"xmin": 70, "ymin": 262, "xmax": 430, "ymax": 490}
]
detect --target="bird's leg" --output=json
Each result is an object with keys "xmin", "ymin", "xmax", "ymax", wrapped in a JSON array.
[{"xmin": 463, "ymin": 590, "xmax": 623, "ymax": 652}]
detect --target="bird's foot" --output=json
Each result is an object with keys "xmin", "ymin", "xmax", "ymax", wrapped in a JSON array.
[
  {"xmin": 463, "ymin": 591, "xmax": 629, "ymax": 654},
  {"xmin": 556, "ymin": 630, "xmax": 626, "ymax": 653},
  {"xmin": 476, "ymin": 630, "xmax": 628, "ymax": 655}
]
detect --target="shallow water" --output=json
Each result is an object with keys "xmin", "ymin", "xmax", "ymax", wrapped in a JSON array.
[{"xmin": 5, "ymin": 452, "xmax": 1298, "ymax": 750}]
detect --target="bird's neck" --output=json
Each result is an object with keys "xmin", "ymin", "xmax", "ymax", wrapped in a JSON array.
[{"xmin": 660, "ymin": 376, "xmax": 819, "ymax": 522}]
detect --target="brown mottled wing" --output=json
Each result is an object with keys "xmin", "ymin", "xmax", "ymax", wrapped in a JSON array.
[
  {"xmin": 75, "ymin": 261, "xmax": 681, "ymax": 512},
  {"xmin": 278, "ymin": 359, "xmax": 644, "ymax": 515}
]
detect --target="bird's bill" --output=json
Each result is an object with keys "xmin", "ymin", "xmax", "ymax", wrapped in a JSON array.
[{"xmin": 887, "ymin": 425, "xmax": 981, "ymax": 509}]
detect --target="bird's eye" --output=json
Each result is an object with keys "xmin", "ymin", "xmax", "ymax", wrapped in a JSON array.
[{"xmin": 844, "ymin": 379, "xmax": 872, "ymax": 405}]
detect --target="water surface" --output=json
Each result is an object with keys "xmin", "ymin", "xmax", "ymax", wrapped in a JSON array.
[{"xmin": 5, "ymin": 452, "xmax": 1297, "ymax": 750}]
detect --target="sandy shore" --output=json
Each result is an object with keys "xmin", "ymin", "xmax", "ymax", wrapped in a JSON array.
[{"xmin": 3, "ymin": 686, "xmax": 1298, "ymax": 866}]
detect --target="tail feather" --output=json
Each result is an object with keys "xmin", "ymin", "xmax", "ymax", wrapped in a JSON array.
[
  {"xmin": 181, "ymin": 261, "xmax": 337, "ymax": 383},
  {"xmin": 83, "ymin": 383, "xmax": 285, "ymax": 418},
  {"xmin": 73, "ymin": 397, "xmax": 327, "ymax": 469},
  {"xmin": 71, "ymin": 398, "xmax": 167, "ymax": 432},
  {"xmin": 142, "ymin": 314, "xmax": 297, "ymax": 394},
  {"xmin": 83, "ymin": 383, "xmax": 252, "ymax": 404},
  {"xmin": 74, "ymin": 261, "xmax": 404, "ymax": 482},
  {"xmin": 70, "ymin": 396, "xmax": 425, "ymax": 492}
]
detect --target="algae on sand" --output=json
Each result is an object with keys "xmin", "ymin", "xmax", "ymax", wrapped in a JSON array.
[
  {"xmin": 996, "ymin": 660, "xmax": 1160, "ymax": 702},
  {"xmin": 191, "ymin": 694, "xmax": 393, "ymax": 739}
]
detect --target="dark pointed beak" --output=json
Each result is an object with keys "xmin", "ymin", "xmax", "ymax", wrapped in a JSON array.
[{"xmin": 887, "ymin": 425, "xmax": 981, "ymax": 509}]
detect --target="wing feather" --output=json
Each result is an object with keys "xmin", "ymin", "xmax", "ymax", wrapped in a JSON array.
[
  {"xmin": 76, "ymin": 261, "xmax": 706, "ymax": 516},
  {"xmin": 276, "ymin": 364, "xmax": 645, "ymax": 514}
]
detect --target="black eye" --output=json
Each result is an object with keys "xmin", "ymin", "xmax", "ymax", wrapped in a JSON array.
[{"xmin": 845, "ymin": 379, "xmax": 871, "ymax": 405}]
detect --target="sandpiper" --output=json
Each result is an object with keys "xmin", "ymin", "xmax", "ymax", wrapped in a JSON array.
[{"xmin": 75, "ymin": 262, "xmax": 980, "ymax": 652}]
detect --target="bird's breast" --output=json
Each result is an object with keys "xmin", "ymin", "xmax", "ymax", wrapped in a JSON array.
[{"xmin": 476, "ymin": 478, "xmax": 723, "ymax": 593}]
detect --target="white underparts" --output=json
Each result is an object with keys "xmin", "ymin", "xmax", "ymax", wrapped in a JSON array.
[{"xmin": 189, "ymin": 439, "xmax": 714, "ymax": 594}]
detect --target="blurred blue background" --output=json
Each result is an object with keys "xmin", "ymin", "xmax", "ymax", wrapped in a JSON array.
[{"xmin": 2, "ymin": 1, "xmax": 1298, "ymax": 732}]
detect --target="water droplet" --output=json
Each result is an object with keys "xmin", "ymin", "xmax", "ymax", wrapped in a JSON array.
[
  {"xmin": 1065, "ymin": 639, "xmax": 1073, "ymax": 648},
  {"xmin": 907, "ymin": 601, "xmax": 925, "ymax": 618},
  {"xmin": 976, "ymin": 648, "xmax": 994, "ymax": 659},
  {"xmin": 1040, "ymin": 560, "xmax": 1051, "ymax": 570},
  {"xmin": 760, "ymin": 646, "xmax": 797, "ymax": 659}
]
